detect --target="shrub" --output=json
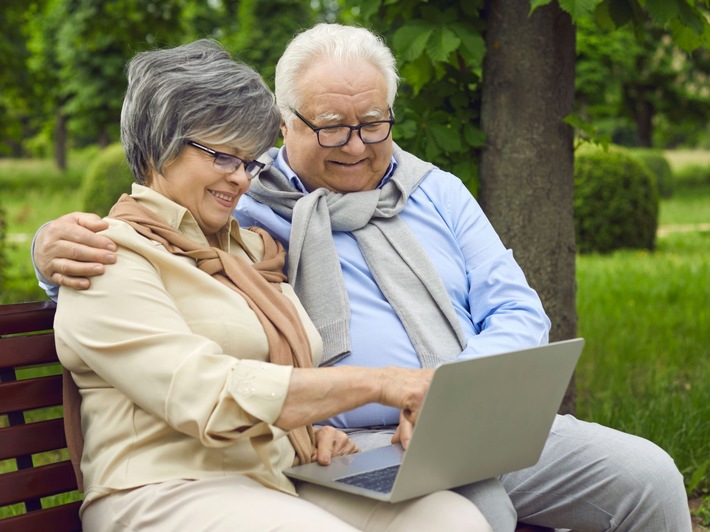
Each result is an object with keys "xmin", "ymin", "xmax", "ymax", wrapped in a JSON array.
[
  {"xmin": 574, "ymin": 148, "xmax": 659, "ymax": 254},
  {"xmin": 629, "ymin": 148, "xmax": 674, "ymax": 198},
  {"xmin": 81, "ymin": 143, "xmax": 135, "ymax": 217}
]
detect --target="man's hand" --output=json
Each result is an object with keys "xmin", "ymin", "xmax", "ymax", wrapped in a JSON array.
[
  {"xmin": 34, "ymin": 212, "xmax": 116, "ymax": 290},
  {"xmin": 312, "ymin": 426, "xmax": 360, "ymax": 465}
]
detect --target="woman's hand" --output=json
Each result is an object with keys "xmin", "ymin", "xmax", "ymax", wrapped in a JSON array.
[
  {"xmin": 311, "ymin": 426, "xmax": 359, "ymax": 465},
  {"xmin": 278, "ymin": 366, "xmax": 435, "ymax": 432},
  {"xmin": 378, "ymin": 367, "xmax": 435, "ymax": 426},
  {"xmin": 391, "ymin": 411, "xmax": 415, "ymax": 449}
]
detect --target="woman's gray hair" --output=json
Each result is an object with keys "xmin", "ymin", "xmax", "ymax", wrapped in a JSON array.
[
  {"xmin": 121, "ymin": 39, "xmax": 280, "ymax": 184},
  {"xmin": 275, "ymin": 23, "xmax": 399, "ymax": 125}
]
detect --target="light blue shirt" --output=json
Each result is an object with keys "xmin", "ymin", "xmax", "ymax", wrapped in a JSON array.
[
  {"xmin": 35, "ymin": 146, "xmax": 550, "ymax": 428},
  {"xmin": 236, "ymin": 147, "xmax": 550, "ymax": 428}
]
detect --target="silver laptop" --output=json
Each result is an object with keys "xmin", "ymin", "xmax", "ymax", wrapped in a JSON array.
[{"xmin": 284, "ymin": 338, "xmax": 584, "ymax": 503}]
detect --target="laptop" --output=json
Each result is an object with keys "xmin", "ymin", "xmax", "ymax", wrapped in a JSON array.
[{"xmin": 284, "ymin": 338, "xmax": 584, "ymax": 503}]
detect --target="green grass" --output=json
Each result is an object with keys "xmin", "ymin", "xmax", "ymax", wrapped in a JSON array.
[
  {"xmin": 577, "ymin": 154, "xmax": 710, "ymax": 497},
  {"xmin": 1, "ymin": 188, "xmax": 83, "ymax": 303},
  {"xmin": 659, "ymin": 184, "xmax": 710, "ymax": 227},
  {"xmin": 0, "ymin": 154, "xmax": 90, "ymax": 303},
  {"xmin": 576, "ymin": 231, "xmax": 710, "ymax": 495}
]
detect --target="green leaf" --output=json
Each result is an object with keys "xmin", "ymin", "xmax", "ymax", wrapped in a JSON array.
[
  {"xmin": 428, "ymin": 123, "xmax": 463, "ymax": 152},
  {"xmin": 463, "ymin": 124, "xmax": 487, "ymax": 148},
  {"xmin": 427, "ymin": 26, "xmax": 461, "ymax": 63},
  {"xmin": 676, "ymin": 0, "xmax": 707, "ymax": 35},
  {"xmin": 356, "ymin": 0, "xmax": 381, "ymax": 21},
  {"xmin": 645, "ymin": 0, "xmax": 679, "ymax": 25},
  {"xmin": 593, "ymin": 0, "xmax": 615, "ymax": 29},
  {"xmin": 450, "ymin": 23, "xmax": 486, "ymax": 65},
  {"xmin": 668, "ymin": 18, "xmax": 708, "ymax": 51},
  {"xmin": 558, "ymin": 0, "xmax": 601, "ymax": 21},
  {"xmin": 400, "ymin": 56, "xmax": 434, "ymax": 95},
  {"xmin": 594, "ymin": 0, "xmax": 633, "ymax": 29},
  {"xmin": 393, "ymin": 117, "xmax": 418, "ymax": 141},
  {"xmin": 393, "ymin": 22, "xmax": 434, "ymax": 63},
  {"xmin": 529, "ymin": 0, "xmax": 554, "ymax": 15}
]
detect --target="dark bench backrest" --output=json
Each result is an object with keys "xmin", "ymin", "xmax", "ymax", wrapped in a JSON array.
[{"xmin": 0, "ymin": 301, "xmax": 82, "ymax": 532}]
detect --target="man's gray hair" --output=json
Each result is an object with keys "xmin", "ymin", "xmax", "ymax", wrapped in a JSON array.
[
  {"xmin": 121, "ymin": 39, "xmax": 280, "ymax": 184},
  {"xmin": 275, "ymin": 23, "xmax": 399, "ymax": 125}
]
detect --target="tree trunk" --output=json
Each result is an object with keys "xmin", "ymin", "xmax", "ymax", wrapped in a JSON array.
[
  {"xmin": 635, "ymin": 98, "xmax": 654, "ymax": 147},
  {"xmin": 98, "ymin": 127, "xmax": 111, "ymax": 148},
  {"xmin": 480, "ymin": 0, "xmax": 578, "ymax": 414}
]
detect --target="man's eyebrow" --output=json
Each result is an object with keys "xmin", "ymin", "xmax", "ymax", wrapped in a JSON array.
[
  {"xmin": 314, "ymin": 108, "xmax": 387, "ymax": 124},
  {"xmin": 315, "ymin": 112, "xmax": 344, "ymax": 123}
]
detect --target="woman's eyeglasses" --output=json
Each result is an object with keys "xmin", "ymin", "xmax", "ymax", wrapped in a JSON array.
[{"xmin": 186, "ymin": 141, "xmax": 270, "ymax": 179}]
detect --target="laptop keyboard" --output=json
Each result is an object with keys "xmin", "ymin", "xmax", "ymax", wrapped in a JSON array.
[{"xmin": 334, "ymin": 464, "xmax": 400, "ymax": 493}]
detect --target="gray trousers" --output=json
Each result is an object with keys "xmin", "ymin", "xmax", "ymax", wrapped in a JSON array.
[{"xmin": 348, "ymin": 414, "xmax": 692, "ymax": 532}]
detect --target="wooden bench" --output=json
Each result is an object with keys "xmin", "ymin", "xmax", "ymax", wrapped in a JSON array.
[
  {"xmin": 0, "ymin": 300, "xmax": 550, "ymax": 531},
  {"xmin": 0, "ymin": 300, "xmax": 81, "ymax": 532}
]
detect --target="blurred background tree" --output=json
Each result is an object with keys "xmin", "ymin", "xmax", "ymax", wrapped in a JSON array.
[{"xmin": 3, "ymin": 0, "xmax": 709, "ymax": 167}]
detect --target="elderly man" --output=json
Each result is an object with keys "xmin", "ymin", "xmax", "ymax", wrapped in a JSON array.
[{"xmin": 33, "ymin": 23, "xmax": 691, "ymax": 532}]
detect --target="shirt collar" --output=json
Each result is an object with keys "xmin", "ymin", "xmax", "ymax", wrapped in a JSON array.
[{"xmin": 274, "ymin": 146, "xmax": 398, "ymax": 192}]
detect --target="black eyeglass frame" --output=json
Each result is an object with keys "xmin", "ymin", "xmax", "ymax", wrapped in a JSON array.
[
  {"xmin": 290, "ymin": 108, "xmax": 395, "ymax": 148},
  {"xmin": 186, "ymin": 140, "xmax": 270, "ymax": 179}
]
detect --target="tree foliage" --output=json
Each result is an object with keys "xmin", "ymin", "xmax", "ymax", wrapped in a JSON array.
[
  {"xmin": 2, "ymin": 0, "xmax": 709, "ymax": 165},
  {"xmin": 0, "ymin": 0, "xmax": 43, "ymax": 157},
  {"xmin": 181, "ymin": 0, "xmax": 317, "ymax": 88},
  {"xmin": 576, "ymin": 17, "xmax": 710, "ymax": 147},
  {"xmin": 351, "ymin": 0, "xmax": 486, "ymax": 191}
]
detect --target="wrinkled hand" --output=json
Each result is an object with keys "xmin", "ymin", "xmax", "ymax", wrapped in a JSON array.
[
  {"xmin": 378, "ymin": 367, "xmax": 434, "ymax": 426},
  {"xmin": 34, "ymin": 212, "xmax": 116, "ymax": 290},
  {"xmin": 312, "ymin": 426, "xmax": 359, "ymax": 465},
  {"xmin": 392, "ymin": 411, "xmax": 415, "ymax": 450}
]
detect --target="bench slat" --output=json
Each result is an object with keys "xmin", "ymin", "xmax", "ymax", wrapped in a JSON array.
[
  {"xmin": 0, "ymin": 461, "xmax": 78, "ymax": 507},
  {"xmin": 0, "ymin": 418, "xmax": 67, "ymax": 461},
  {"xmin": 0, "ymin": 333, "xmax": 59, "ymax": 369},
  {"xmin": 0, "ymin": 375, "xmax": 63, "ymax": 415},
  {"xmin": 0, "ymin": 302, "xmax": 56, "ymax": 336},
  {"xmin": 0, "ymin": 499, "xmax": 82, "ymax": 532}
]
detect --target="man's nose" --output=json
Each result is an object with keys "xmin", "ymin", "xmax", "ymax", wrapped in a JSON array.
[{"xmin": 340, "ymin": 129, "xmax": 367, "ymax": 154}]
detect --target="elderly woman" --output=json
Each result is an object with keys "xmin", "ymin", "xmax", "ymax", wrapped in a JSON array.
[{"xmin": 55, "ymin": 40, "xmax": 491, "ymax": 532}]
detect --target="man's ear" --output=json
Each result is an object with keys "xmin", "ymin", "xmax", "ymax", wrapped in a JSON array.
[{"xmin": 280, "ymin": 122, "xmax": 289, "ymax": 140}]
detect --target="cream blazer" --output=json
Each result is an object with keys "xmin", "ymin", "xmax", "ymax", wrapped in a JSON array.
[{"xmin": 54, "ymin": 185, "xmax": 323, "ymax": 512}]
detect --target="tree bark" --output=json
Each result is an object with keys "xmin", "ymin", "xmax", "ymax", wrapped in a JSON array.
[
  {"xmin": 480, "ymin": 0, "xmax": 578, "ymax": 414},
  {"xmin": 634, "ymin": 98, "xmax": 654, "ymax": 147}
]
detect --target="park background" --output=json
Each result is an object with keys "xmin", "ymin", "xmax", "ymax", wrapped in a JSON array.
[{"xmin": 1, "ymin": 0, "xmax": 709, "ymax": 527}]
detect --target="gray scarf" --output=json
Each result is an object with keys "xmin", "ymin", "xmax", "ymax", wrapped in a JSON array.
[{"xmin": 247, "ymin": 144, "xmax": 466, "ymax": 367}]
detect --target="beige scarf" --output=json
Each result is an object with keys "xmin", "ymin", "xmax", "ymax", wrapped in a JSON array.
[{"xmin": 64, "ymin": 194, "xmax": 316, "ymax": 491}]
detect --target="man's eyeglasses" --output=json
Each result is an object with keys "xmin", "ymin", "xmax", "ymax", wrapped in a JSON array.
[
  {"xmin": 186, "ymin": 141, "xmax": 270, "ymax": 179},
  {"xmin": 290, "ymin": 108, "xmax": 394, "ymax": 148}
]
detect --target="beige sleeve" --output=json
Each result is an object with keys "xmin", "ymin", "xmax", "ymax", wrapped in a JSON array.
[{"xmin": 55, "ymin": 225, "xmax": 293, "ymax": 447}]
